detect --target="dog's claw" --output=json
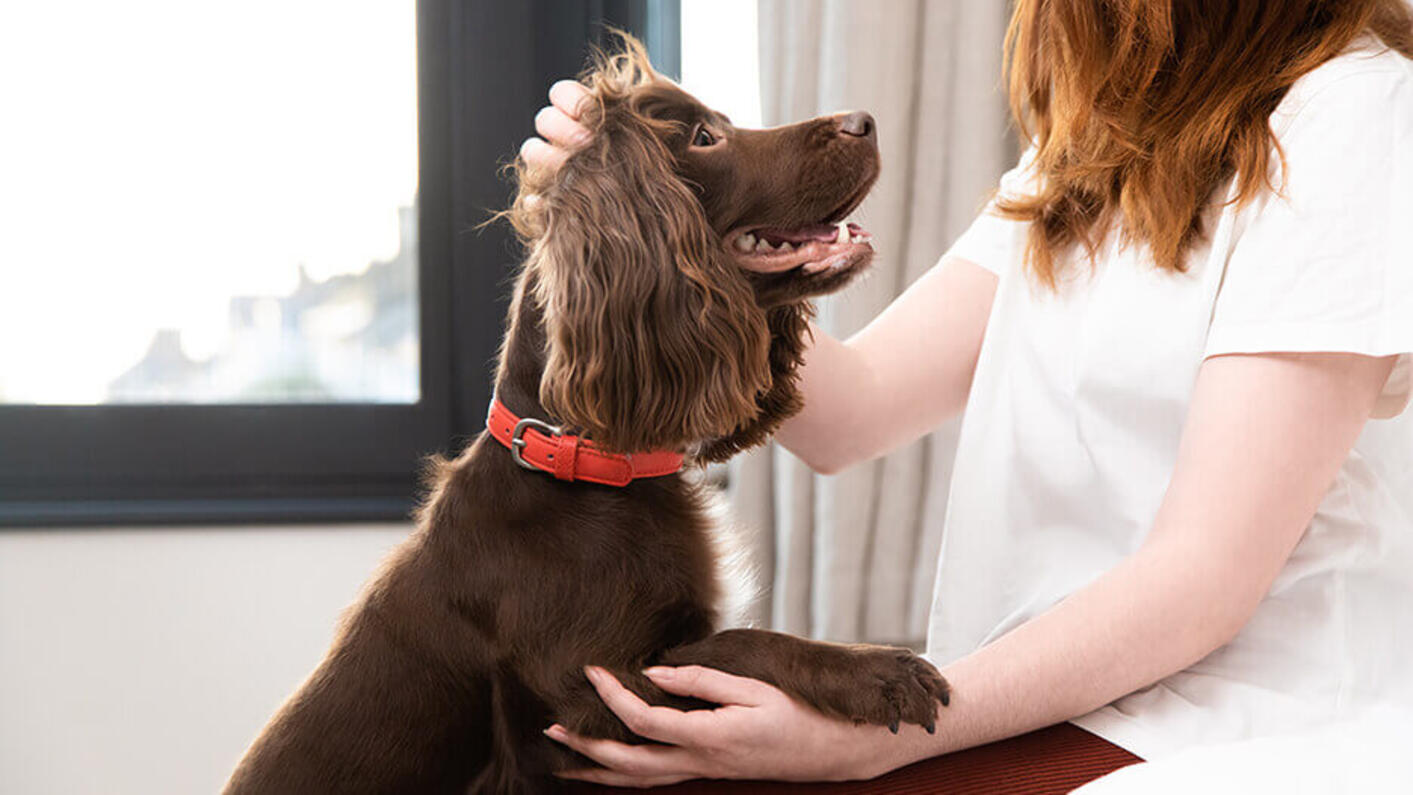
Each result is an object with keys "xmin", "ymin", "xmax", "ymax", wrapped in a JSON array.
[
  {"xmin": 888, "ymin": 719, "xmax": 899, "ymax": 734},
  {"xmin": 925, "ymin": 719, "xmax": 936, "ymax": 734},
  {"xmin": 940, "ymin": 690, "xmax": 950, "ymax": 707}
]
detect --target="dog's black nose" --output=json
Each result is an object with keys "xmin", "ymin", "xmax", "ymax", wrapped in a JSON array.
[{"xmin": 838, "ymin": 111, "xmax": 875, "ymax": 140}]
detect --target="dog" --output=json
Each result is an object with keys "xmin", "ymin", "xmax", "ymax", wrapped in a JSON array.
[{"xmin": 224, "ymin": 35, "xmax": 948, "ymax": 794}]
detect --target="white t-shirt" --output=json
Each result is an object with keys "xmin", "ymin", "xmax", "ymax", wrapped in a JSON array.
[{"xmin": 927, "ymin": 38, "xmax": 1413, "ymax": 762}]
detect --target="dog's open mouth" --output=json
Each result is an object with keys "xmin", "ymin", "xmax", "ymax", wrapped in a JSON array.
[{"xmin": 726, "ymin": 220, "xmax": 874, "ymax": 275}]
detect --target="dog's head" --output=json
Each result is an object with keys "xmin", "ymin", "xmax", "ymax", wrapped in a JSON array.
[{"xmin": 509, "ymin": 34, "xmax": 879, "ymax": 459}]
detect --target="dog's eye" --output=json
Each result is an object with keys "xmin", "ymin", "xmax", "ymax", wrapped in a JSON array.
[{"xmin": 691, "ymin": 126, "xmax": 716, "ymax": 147}]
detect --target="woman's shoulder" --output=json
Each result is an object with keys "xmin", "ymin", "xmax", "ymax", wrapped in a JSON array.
[{"xmin": 1273, "ymin": 36, "xmax": 1413, "ymax": 134}]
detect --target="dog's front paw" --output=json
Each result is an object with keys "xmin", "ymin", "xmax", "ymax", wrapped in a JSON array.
[{"xmin": 821, "ymin": 646, "xmax": 950, "ymax": 734}]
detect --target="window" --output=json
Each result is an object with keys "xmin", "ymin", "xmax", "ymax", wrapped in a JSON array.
[
  {"xmin": 1, "ymin": 2, "xmax": 420, "ymax": 407},
  {"xmin": 680, "ymin": 0, "xmax": 761, "ymax": 128},
  {"xmin": 0, "ymin": 0, "xmax": 680, "ymax": 526}
]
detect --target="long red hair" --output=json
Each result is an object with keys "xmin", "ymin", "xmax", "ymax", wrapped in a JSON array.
[{"xmin": 1000, "ymin": 0, "xmax": 1413, "ymax": 287}]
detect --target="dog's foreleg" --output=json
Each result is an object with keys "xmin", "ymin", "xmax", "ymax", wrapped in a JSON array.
[{"xmin": 659, "ymin": 628, "xmax": 949, "ymax": 733}]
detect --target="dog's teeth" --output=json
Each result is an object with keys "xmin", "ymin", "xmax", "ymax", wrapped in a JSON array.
[
  {"xmin": 735, "ymin": 233, "xmax": 756, "ymax": 252},
  {"xmin": 851, "ymin": 233, "xmax": 867, "ymax": 243},
  {"xmin": 755, "ymin": 238, "xmax": 772, "ymax": 253},
  {"xmin": 778, "ymin": 241, "xmax": 795, "ymax": 251},
  {"xmin": 836, "ymin": 221, "xmax": 849, "ymax": 243}
]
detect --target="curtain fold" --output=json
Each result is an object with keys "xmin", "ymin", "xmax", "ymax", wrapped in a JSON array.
[{"xmin": 732, "ymin": 0, "xmax": 1014, "ymax": 646}]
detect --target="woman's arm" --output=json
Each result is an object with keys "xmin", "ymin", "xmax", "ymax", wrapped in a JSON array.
[
  {"xmin": 547, "ymin": 351, "xmax": 1396, "ymax": 784},
  {"xmin": 523, "ymin": 81, "xmax": 999, "ymax": 475},
  {"xmin": 774, "ymin": 256, "xmax": 997, "ymax": 473},
  {"xmin": 917, "ymin": 351, "xmax": 1397, "ymax": 753}
]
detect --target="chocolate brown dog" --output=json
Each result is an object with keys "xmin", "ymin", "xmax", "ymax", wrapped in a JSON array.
[{"xmin": 224, "ymin": 35, "xmax": 948, "ymax": 794}]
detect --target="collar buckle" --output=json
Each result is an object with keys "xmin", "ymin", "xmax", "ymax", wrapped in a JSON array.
[{"xmin": 509, "ymin": 417, "xmax": 562, "ymax": 471}]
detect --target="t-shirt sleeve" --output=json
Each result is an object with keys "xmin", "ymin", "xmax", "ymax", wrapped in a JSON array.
[
  {"xmin": 1204, "ymin": 67, "xmax": 1413, "ymax": 417},
  {"xmin": 943, "ymin": 147, "xmax": 1038, "ymax": 276}
]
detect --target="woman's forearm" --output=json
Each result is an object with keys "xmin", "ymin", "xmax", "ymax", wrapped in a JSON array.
[
  {"xmin": 933, "ymin": 545, "xmax": 1238, "ymax": 756},
  {"xmin": 880, "ymin": 352, "xmax": 1394, "ymax": 773},
  {"xmin": 772, "ymin": 326, "xmax": 886, "ymax": 473},
  {"xmin": 864, "ymin": 541, "xmax": 1245, "ymax": 776},
  {"xmin": 776, "ymin": 257, "xmax": 998, "ymax": 473}
]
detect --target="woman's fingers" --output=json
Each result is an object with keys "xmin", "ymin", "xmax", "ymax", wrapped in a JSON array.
[
  {"xmin": 556, "ymin": 767, "xmax": 694, "ymax": 788},
  {"xmin": 581, "ymin": 667, "xmax": 722, "ymax": 746},
  {"xmin": 520, "ymin": 80, "xmax": 590, "ymax": 174},
  {"xmin": 549, "ymin": 79, "xmax": 591, "ymax": 120},
  {"xmin": 545, "ymin": 724, "xmax": 700, "ymax": 782},
  {"xmin": 557, "ymin": 769, "xmax": 694, "ymax": 788},
  {"xmin": 643, "ymin": 665, "xmax": 778, "ymax": 708},
  {"xmin": 519, "ymin": 136, "xmax": 568, "ymax": 171},
  {"xmin": 534, "ymin": 103, "xmax": 590, "ymax": 149}
]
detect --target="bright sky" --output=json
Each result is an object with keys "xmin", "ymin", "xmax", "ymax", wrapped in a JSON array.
[{"xmin": 0, "ymin": 1, "xmax": 417, "ymax": 403}]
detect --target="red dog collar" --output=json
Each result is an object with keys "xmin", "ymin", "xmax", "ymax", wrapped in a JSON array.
[{"xmin": 486, "ymin": 398, "xmax": 684, "ymax": 487}]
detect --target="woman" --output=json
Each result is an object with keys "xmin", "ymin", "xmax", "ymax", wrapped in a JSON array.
[{"xmin": 522, "ymin": 1, "xmax": 1413, "ymax": 789}]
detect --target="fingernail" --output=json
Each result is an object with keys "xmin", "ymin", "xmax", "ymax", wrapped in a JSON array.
[
  {"xmin": 642, "ymin": 666, "xmax": 672, "ymax": 679},
  {"xmin": 583, "ymin": 665, "xmax": 601, "ymax": 683},
  {"xmin": 544, "ymin": 724, "xmax": 568, "ymax": 741}
]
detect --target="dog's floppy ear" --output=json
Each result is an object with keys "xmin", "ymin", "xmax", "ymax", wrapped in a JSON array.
[{"xmin": 522, "ymin": 101, "xmax": 771, "ymax": 454}]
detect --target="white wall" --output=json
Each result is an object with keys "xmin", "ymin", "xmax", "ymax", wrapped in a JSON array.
[{"xmin": 0, "ymin": 523, "xmax": 412, "ymax": 795}]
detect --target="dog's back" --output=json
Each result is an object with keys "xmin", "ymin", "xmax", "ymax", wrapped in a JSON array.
[{"xmin": 224, "ymin": 533, "xmax": 496, "ymax": 794}]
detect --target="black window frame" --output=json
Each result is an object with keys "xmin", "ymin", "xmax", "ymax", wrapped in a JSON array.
[{"xmin": 0, "ymin": 0, "xmax": 680, "ymax": 527}]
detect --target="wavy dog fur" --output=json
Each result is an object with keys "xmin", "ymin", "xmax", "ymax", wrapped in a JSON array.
[{"xmin": 510, "ymin": 39, "xmax": 771, "ymax": 455}]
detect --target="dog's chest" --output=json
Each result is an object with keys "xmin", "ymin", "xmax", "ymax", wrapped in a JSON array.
[{"xmin": 699, "ymin": 486, "xmax": 760, "ymax": 630}]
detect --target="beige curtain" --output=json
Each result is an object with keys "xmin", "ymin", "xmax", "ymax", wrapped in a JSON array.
[{"xmin": 731, "ymin": 0, "xmax": 1014, "ymax": 646}]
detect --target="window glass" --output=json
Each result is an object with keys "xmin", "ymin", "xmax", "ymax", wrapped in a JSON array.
[
  {"xmin": 680, "ymin": 0, "xmax": 760, "ymax": 127},
  {"xmin": 0, "ymin": 0, "xmax": 419, "ymax": 405}
]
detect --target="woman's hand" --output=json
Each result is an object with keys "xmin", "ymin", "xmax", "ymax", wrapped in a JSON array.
[
  {"xmin": 545, "ymin": 665, "xmax": 938, "ymax": 788},
  {"xmin": 520, "ymin": 80, "xmax": 592, "ymax": 171}
]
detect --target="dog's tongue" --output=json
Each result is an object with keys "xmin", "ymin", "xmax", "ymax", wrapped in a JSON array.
[{"xmin": 757, "ymin": 222, "xmax": 862, "ymax": 245}]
